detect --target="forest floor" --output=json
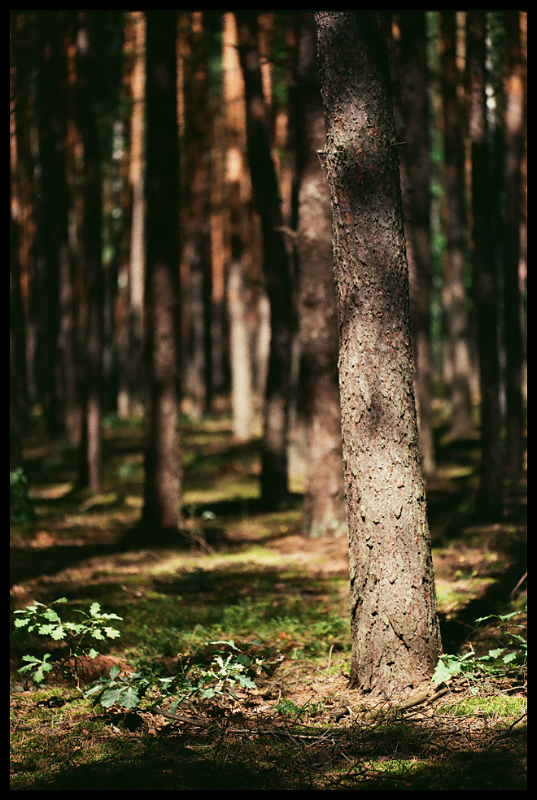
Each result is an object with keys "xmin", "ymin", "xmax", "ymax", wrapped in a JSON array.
[{"xmin": 10, "ymin": 407, "xmax": 526, "ymax": 790}]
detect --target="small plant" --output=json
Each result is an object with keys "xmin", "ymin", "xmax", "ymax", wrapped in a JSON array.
[
  {"xmin": 433, "ymin": 610, "xmax": 527, "ymax": 686},
  {"xmin": 10, "ymin": 467, "xmax": 34, "ymax": 523},
  {"xmin": 85, "ymin": 639, "xmax": 276, "ymax": 713},
  {"xmin": 84, "ymin": 665, "xmax": 152, "ymax": 710},
  {"xmin": 275, "ymin": 698, "xmax": 323, "ymax": 720},
  {"xmin": 14, "ymin": 598, "xmax": 123, "ymax": 686}
]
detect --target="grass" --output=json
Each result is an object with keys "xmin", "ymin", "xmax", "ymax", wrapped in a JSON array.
[{"xmin": 10, "ymin": 409, "xmax": 526, "ymax": 790}]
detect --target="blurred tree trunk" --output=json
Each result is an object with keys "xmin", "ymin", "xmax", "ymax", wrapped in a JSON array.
[
  {"xmin": 10, "ymin": 14, "xmax": 29, "ymax": 463},
  {"xmin": 467, "ymin": 12, "xmax": 503, "ymax": 520},
  {"xmin": 316, "ymin": 11, "xmax": 441, "ymax": 697},
  {"xmin": 389, "ymin": 11, "xmax": 435, "ymax": 477},
  {"xmin": 142, "ymin": 10, "xmax": 183, "ymax": 534},
  {"xmin": 223, "ymin": 12, "xmax": 254, "ymax": 441},
  {"xmin": 236, "ymin": 11, "xmax": 297, "ymax": 508},
  {"xmin": 35, "ymin": 12, "xmax": 78, "ymax": 442},
  {"xmin": 439, "ymin": 11, "xmax": 474, "ymax": 440},
  {"xmin": 123, "ymin": 11, "xmax": 146, "ymax": 418},
  {"xmin": 182, "ymin": 12, "xmax": 213, "ymax": 419},
  {"xmin": 294, "ymin": 12, "xmax": 346, "ymax": 537},
  {"xmin": 75, "ymin": 12, "xmax": 104, "ymax": 492},
  {"xmin": 502, "ymin": 11, "xmax": 526, "ymax": 473}
]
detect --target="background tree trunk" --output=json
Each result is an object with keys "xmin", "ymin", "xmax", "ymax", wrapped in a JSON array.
[
  {"xmin": 294, "ymin": 12, "xmax": 346, "ymax": 537},
  {"xmin": 502, "ymin": 11, "xmax": 526, "ymax": 474},
  {"xmin": 236, "ymin": 11, "xmax": 297, "ymax": 508},
  {"xmin": 35, "ymin": 12, "xmax": 74, "ymax": 441},
  {"xmin": 316, "ymin": 11, "xmax": 442, "ymax": 697},
  {"xmin": 142, "ymin": 10, "xmax": 183, "ymax": 534},
  {"xmin": 389, "ymin": 11, "xmax": 435, "ymax": 477},
  {"xmin": 439, "ymin": 11, "xmax": 474, "ymax": 441},
  {"xmin": 467, "ymin": 12, "xmax": 503, "ymax": 521},
  {"xmin": 223, "ymin": 12, "xmax": 254, "ymax": 441},
  {"xmin": 76, "ymin": 13, "xmax": 105, "ymax": 493}
]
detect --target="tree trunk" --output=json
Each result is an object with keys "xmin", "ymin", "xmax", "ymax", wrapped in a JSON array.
[
  {"xmin": 76, "ymin": 13, "xmax": 105, "ymax": 493},
  {"xmin": 236, "ymin": 11, "xmax": 297, "ymax": 508},
  {"xmin": 439, "ymin": 12, "xmax": 474, "ymax": 440},
  {"xmin": 502, "ymin": 11, "xmax": 526, "ymax": 473},
  {"xmin": 294, "ymin": 13, "xmax": 346, "ymax": 537},
  {"xmin": 126, "ymin": 11, "xmax": 146, "ymax": 418},
  {"xmin": 467, "ymin": 12, "xmax": 503, "ymax": 521},
  {"xmin": 223, "ymin": 12, "xmax": 254, "ymax": 440},
  {"xmin": 35, "ymin": 12, "xmax": 75, "ymax": 441},
  {"xmin": 389, "ymin": 11, "xmax": 435, "ymax": 477},
  {"xmin": 316, "ymin": 11, "xmax": 442, "ymax": 697},
  {"xmin": 142, "ymin": 10, "xmax": 183, "ymax": 534}
]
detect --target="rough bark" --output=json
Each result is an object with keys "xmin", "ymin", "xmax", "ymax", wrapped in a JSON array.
[
  {"xmin": 316, "ymin": 11, "xmax": 442, "ymax": 697},
  {"xmin": 467, "ymin": 12, "xmax": 503, "ymax": 521},
  {"xmin": 294, "ymin": 13, "xmax": 346, "ymax": 537},
  {"xmin": 142, "ymin": 11, "xmax": 183, "ymax": 533},
  {"xmin": 236, "ymin": 11, "xmax": 297, "ymax": 508}
]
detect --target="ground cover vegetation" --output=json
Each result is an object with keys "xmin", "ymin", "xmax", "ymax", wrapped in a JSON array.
[{"xmin": 10, "ymin": 410, "xmax": 526, "ymax": 790}]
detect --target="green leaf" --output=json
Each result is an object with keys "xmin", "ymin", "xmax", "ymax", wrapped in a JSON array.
[
  {"xmin": 120, "ymin": 687, "xmax": 142, "ymax": 709},
  {"xmin": 502, "ymin": 652, "xmax": 518, "ymax": 664},
  {"xmin": 432, "ymin": 656, "xmax": 462, "ymax": 685},
  {"xmin": 90, "ymin": 629, "xmax": 105, "ymax": 641},
  {"xmin": 88, "ymin": 648, "xmax": 100, "ymax": 659},
  {"xmin": 109, "ymin": 665, "xmax": 121, "ymax": 680},
  {"xmin": 103, "ymin": 626, "xmax": 121, "ymax": 639},
  {"xmin": 89, "ymin": 603, "xmax": 102, "ymax": 617},
  {"xmin": 38, "ymin": 623, "xmax": 65, "ymax": 640},
  {"xmin": 238, "ymin": 674, "xmax": 256, "ymax": 689},
  {"xmin": 33, "ymin": 662, "xmax": 54, "ymax": 683},
  {"xmin": 42, "ymin": 608, "xmax": 62, "ymax": 623},
  {"xmin": 14, "ymin": 617, "xmax": 30, "ymax": 628},
  {"xmin": 211, "ymin": 640, "xmax": 239, "ymax": 651},
  {"xmin": 487, "ymin": 647, "xmax": 506, "ymax": 660},
  {"xmin": 84, "ymin": 683, "xmax": 105, "ymax": 698},
  {"xmin": 100, "ymin": 687, "xmax": 124, "ymax": 708}
]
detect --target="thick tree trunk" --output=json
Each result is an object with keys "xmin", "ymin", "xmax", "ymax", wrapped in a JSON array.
[
  {"xmin": 236, "ymin": 11, "xmax": 297, "ymax": 508},
  {"xmin": 294, "ymin": 13, "xmax": 346, "ymax": 537},
  {"xmin": 142, "ymin": 11, "xmax": 183, "ymax": 534},
  {"xmin": 316, "ymin": 11, "xmax": 442, "ymax": 697},
  {"xmin": 467, "ymin": 12, "xmax": 503, "ymax": 521}
]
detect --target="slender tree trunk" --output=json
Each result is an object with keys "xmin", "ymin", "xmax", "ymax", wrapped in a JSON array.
[
  {"xmin": 467, "ymin": 12, "xmax": 503, "ymax": 521},
  {"xmin": 316, "ymin": 11, "xmax": 442, "ymax": 697},
  {"xmin": 125, "ymin": 11, "xmax": 146, "ymax": 418},
  {"xmin": 10, "ymin": 17, "xmax": 29, "ymax": 459},
  {"xmin": 142, "ymin": 10, "xmax": 183, "ymax": 534},
  {"xmin": 35, "ymin": 12, "xmax": 74, "ymax": 440},
  {"xmin": 439, "ymin": 12, "xmax": 474, "ymax": 440},
  {"xmin": 294, "ymin": 13, "xmax": 346, "ymax": 537},
  {"xmin": 502, "ymin": 11, "xmax": 526, "ymax": 473},
  {"xmin": 236, "ymin": 11, "xmax": 297, "ymax": 508},
  {"xmin": 222, "ymin": 12, "xmax": 254, "ymax": 439},
  {"xmin": 76, "ymin": 13, "xmax": 104, "ymax": 493},
  {"xmin": 389, "ymin": 11, "xmax": 435, "ymax": 477}
]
